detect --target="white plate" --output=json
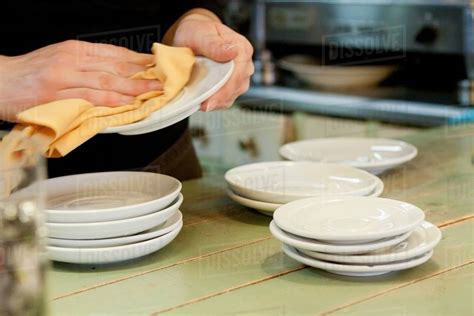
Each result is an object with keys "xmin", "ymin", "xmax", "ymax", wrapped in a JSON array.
[
  {"xmin": 101, "ymin": 57, "xmax": 234, "ymax": 135},
  {"xmin": 47, "ymin": 221, "xmax": 183, "ymax": 264},
  {"xmin": 273, "ymin": 197, "xmax": 425, "ymax": 242},
  {"xmin": 283, "ymin": 244, "xmax": 433, "ymax": 277},
  {"xmin": 269, "ymin": 221, "xmax": 412, "ymax": 254},
  {"xmin": 227, "ymin": 189, "xmax": 280, "ymax": 214},
  {"xmin": 119, "ymin": 104, "xmax": 200, "ymax": 136},
  {"xmin": 227, "ymin": 177, "xmax": 384, "ymax": 217},
  {"xmin": 47, "ymin": 210, "xmax": 183, "ymax": 248},
  {"xmin": 45, "ymin": 172, "xmax": 181, "ymax": 223},
  {"xmin": 225, "ymin": 162, "xmax": 379, "ymax": 204},
  {"xmin": 280, "ymin": 138, "xmax": 417, "ymax": 175},
  {"xmin": 46, "ymin": 193, "xmax": 183, "ymax": 239},
  {"xmin": 300, "ymin": 221, "xmax": 441, "ymax": 264}
]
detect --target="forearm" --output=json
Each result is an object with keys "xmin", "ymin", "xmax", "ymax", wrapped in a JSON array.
[
  {"xmin": 162, "ymin": 8, "xmax": 221, "ymax": 46},
  {"xmin": 0, "ymin": 55, "xmax": 14, "ymax": 121}
]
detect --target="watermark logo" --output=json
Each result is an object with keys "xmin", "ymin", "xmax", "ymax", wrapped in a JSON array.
[
  {"xmin": 322, "ymin": 25, "xmax": 406, "ymax": 65},
  {"xmin": 77, "ymin": 25, "xmax": 161, "ymax": 53},
  {"xmin": 198, "ymin": 242, "xmax": 285, "ymax": 279},
  {"xmin": 190, "ymin": 99, "xmax": 285, "ymax": 138}
]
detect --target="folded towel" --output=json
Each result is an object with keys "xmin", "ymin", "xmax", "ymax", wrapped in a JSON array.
[{"xmin": 2, "ymin": 43, "xmax": 195, "ymax": 158}]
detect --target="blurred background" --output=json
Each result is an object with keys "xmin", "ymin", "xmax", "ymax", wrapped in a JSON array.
[{"xmin": 189, "ymin": 0, "xmax": 474, "ymax": 172}]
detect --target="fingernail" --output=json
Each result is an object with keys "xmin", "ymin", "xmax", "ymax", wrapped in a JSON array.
[{"xmin": 204, "ymin": 100, "xmax": 218, "ymax": 112}]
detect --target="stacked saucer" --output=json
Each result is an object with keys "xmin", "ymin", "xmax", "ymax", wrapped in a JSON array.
[
  {"xmin": 43, "ymin": 172, "xmax": 183, "ymax": 265},
  {"xmin": 270, "ymin": 197, "xmax": 441, "ymax": 276},
  {"xmin": 225, "ymin": 161, "xmax": 384, "ymax": 216},
  {"xmin": 279, "ymin": 137, "xmax": 418, "ymax": 175}
]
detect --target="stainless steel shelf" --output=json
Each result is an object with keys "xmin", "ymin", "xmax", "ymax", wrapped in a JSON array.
[{"xmin": 241, "ymin": 86, "xmax": 469, "ymax": 126}]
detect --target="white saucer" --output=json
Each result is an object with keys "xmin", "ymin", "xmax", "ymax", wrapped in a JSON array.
[
  {"xmin": 225, "ymin": 162, "xmax": 379, "ymax": 204},
  {"xmin": 47, "ymin": 211, "xmax": 183, "ymax": 248},
  {"xmin": 269, "ymin": 221, "xmax": 412, "ymax": 254},
  {"xmin": 227, "ymin": 189, "xmax": 280, "ymax": 215},
  {"xmin": 47, "ymin": 221, "xmax": 183, "ymax": 264},
  {"xmin": 300, "ymin": 221, "xmax": 441, "ymax": 264},
  {"xmin": 273, "ymin": 197, "xmax": 425, "ymax": 242},
  {"xmin": 280, "ymin": 138, "xmax": 417, "ymax": 175},
  {"xmin": 46, "ymin": 193, "xmax": 183, "ymax": 239},
  {"xmin": 45, "ymin": 172, "xmax": 181, "ymax": 223},
  {"xmin": 369, "ymin": 177, "xmax": 384, "ymax": 197},
  {"xmin": 101, "ymin": 57, "xmax": 234, "ymax": 135},
  {"xmin": 283, "ymin": 244, "xmax": 433, "ymax": 277},
  {"xmin": 228, "ymin": 176, "xmax": 384, "ymax": 217},
  {"xmin": 119, "ymin": 104, "xmax": 200, "ymax": 135}
]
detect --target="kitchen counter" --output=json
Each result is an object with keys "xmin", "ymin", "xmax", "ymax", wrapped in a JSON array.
[{"xmin": 47, "ymin": 122, "xmax": 474, "ymax": 315}]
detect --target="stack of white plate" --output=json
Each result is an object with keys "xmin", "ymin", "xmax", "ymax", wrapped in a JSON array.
[
  {"xmin": 225, "ymin": 161, "xmax": 384, "ymax": 216},
  {"xmin": 43, "ymin": 172, "xmax": 183, "ymax": 265},
  {"xmin": 279, "ymin": 137, "xmax": 418, "ymax": 175},
  {"xmin": 270, "ymin": 197, "xmax": 442, "ymax": 277}
]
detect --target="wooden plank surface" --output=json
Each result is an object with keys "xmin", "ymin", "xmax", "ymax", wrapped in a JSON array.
[
  {"xmin": 157, "ymin": 219, "xmax": 474, "ymax": 315},
  {"xmin": 330, "ymin": 263, "xmax": 474, "ymax": 316},
  {"xmin": 46, "ymin": 123, "xmax": 474, "ymax": 315}
]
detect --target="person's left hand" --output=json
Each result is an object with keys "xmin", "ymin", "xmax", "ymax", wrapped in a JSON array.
[{"xmin": 172, "ymin": 13, "xmax": 254, "ymax": 112}]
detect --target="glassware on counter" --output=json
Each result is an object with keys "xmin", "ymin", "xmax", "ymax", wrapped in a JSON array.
[{"xmin": 0, "ymin": 132, "xmax": 47, "ymax": 316}]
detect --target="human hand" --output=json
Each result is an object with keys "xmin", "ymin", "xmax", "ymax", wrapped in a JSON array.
[
  {"xmin": 0, "ymin": 40, "xmax": 162, "ymax": 122},
  {"xmin": 173, "ymin": 13, "xmax": 254, "ymax": 112}
]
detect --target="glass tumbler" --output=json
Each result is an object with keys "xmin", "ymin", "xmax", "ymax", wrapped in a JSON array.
[{"xmin": 0, "ymin": 132, "xmax": 48, "ymax": 316}]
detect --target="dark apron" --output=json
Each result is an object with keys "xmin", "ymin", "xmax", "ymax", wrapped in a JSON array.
[{"xmin": 144, "ymin": 128, "xmax": 202, "ymax": 181}]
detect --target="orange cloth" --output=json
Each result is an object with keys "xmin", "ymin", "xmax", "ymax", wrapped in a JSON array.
[{"xmin": 2, "ymin": 43, "xmax": 195, "ymax": 158}]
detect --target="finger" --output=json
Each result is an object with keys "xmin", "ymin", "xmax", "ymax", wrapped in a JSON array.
[
  {"xmin": 182, "ymin": 27, "xmax": 239, "ymax": 62},
  {"xmin": 78, "ymin": 59, "xmax": 147, "ymax": 77},
  {"xmin": 201, "ymin": 60, "xmax": 253, "ymax": 112},
  {"xmin": 201, "ymin": 95, "xmax": 237, "ymax": 112},
  {"xmin": 195, "ymin": 38, "xmax": 239, "ymax": 62},
  {"xmin": 64, "ymin": 71, "xmax": 162, "ymax": 96},
  {"xmin": 219, "ymin": 32, "xmax": 254, "ymax": 61},
  {"xmin": 201, "ymin": 79, "xmax": 246, "ymax": 112},
  {"xmin": 55, "ymin": 88, "xmax": 135, "ymax": 107},
  {"xmin": 62, "ymin": 40, "xmax": 154, "ymax": 65}
]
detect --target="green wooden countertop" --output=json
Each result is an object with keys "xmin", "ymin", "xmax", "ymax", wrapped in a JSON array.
[{"xmin": 46, "ymin": 124, "xmax": 474, "ymax": 315}]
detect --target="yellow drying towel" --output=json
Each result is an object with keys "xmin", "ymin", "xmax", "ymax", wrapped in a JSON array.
[{"xmin": 2, "ymin": 43, "xmax": 195, "ymax": 158}]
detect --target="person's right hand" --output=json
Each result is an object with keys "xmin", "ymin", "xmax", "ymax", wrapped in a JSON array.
[{"xmin": 0, "ymin": 40, "xmax": 162, "ymax": 122}]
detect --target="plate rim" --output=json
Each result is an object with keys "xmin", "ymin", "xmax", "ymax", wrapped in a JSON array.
[
  {"xmin": 225, "ymin": 161, "xmax": 380, "ymax": 202},
  {"xmin": 273, "ymin": 196, "xmax": 425, "ymax": 241},
  {"xmin": 299, "ymin": 221, "xmax": 442, "ymax": 264},
  {"xmin": 269, "ymin": 220, "xmax": 412, "ymax": 254},
  {"xmin": 47, "ymin": 210, "xmax": 183, "ymax": 248},
  {"xmin": 118, "ymin": 104, "xmax": 200, "ymax": 136},
  {"xmin": 227, "ymin": 178, "xmax": 384, "ymax": 214},
  {"xmin": 279, "ymin": 137, "xmax": 418, "ymax": 168},
  {"xmin": 282, "ymin": 244, "xmax": 434, "ymax": 273},
  {"xmin": 47, "ymin": 221, "xmax": 183, "ymax": 264},
  {"xmin": 226, "ymin": 188, "xmax": 281, "ymax": 211},
  {"xmin": 47, "ymin": 193, "xmax": 183, "ymax": 229},
  {"xmin": 45, "ymin": 171, "xmax": 182, "ymax": 215}
]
